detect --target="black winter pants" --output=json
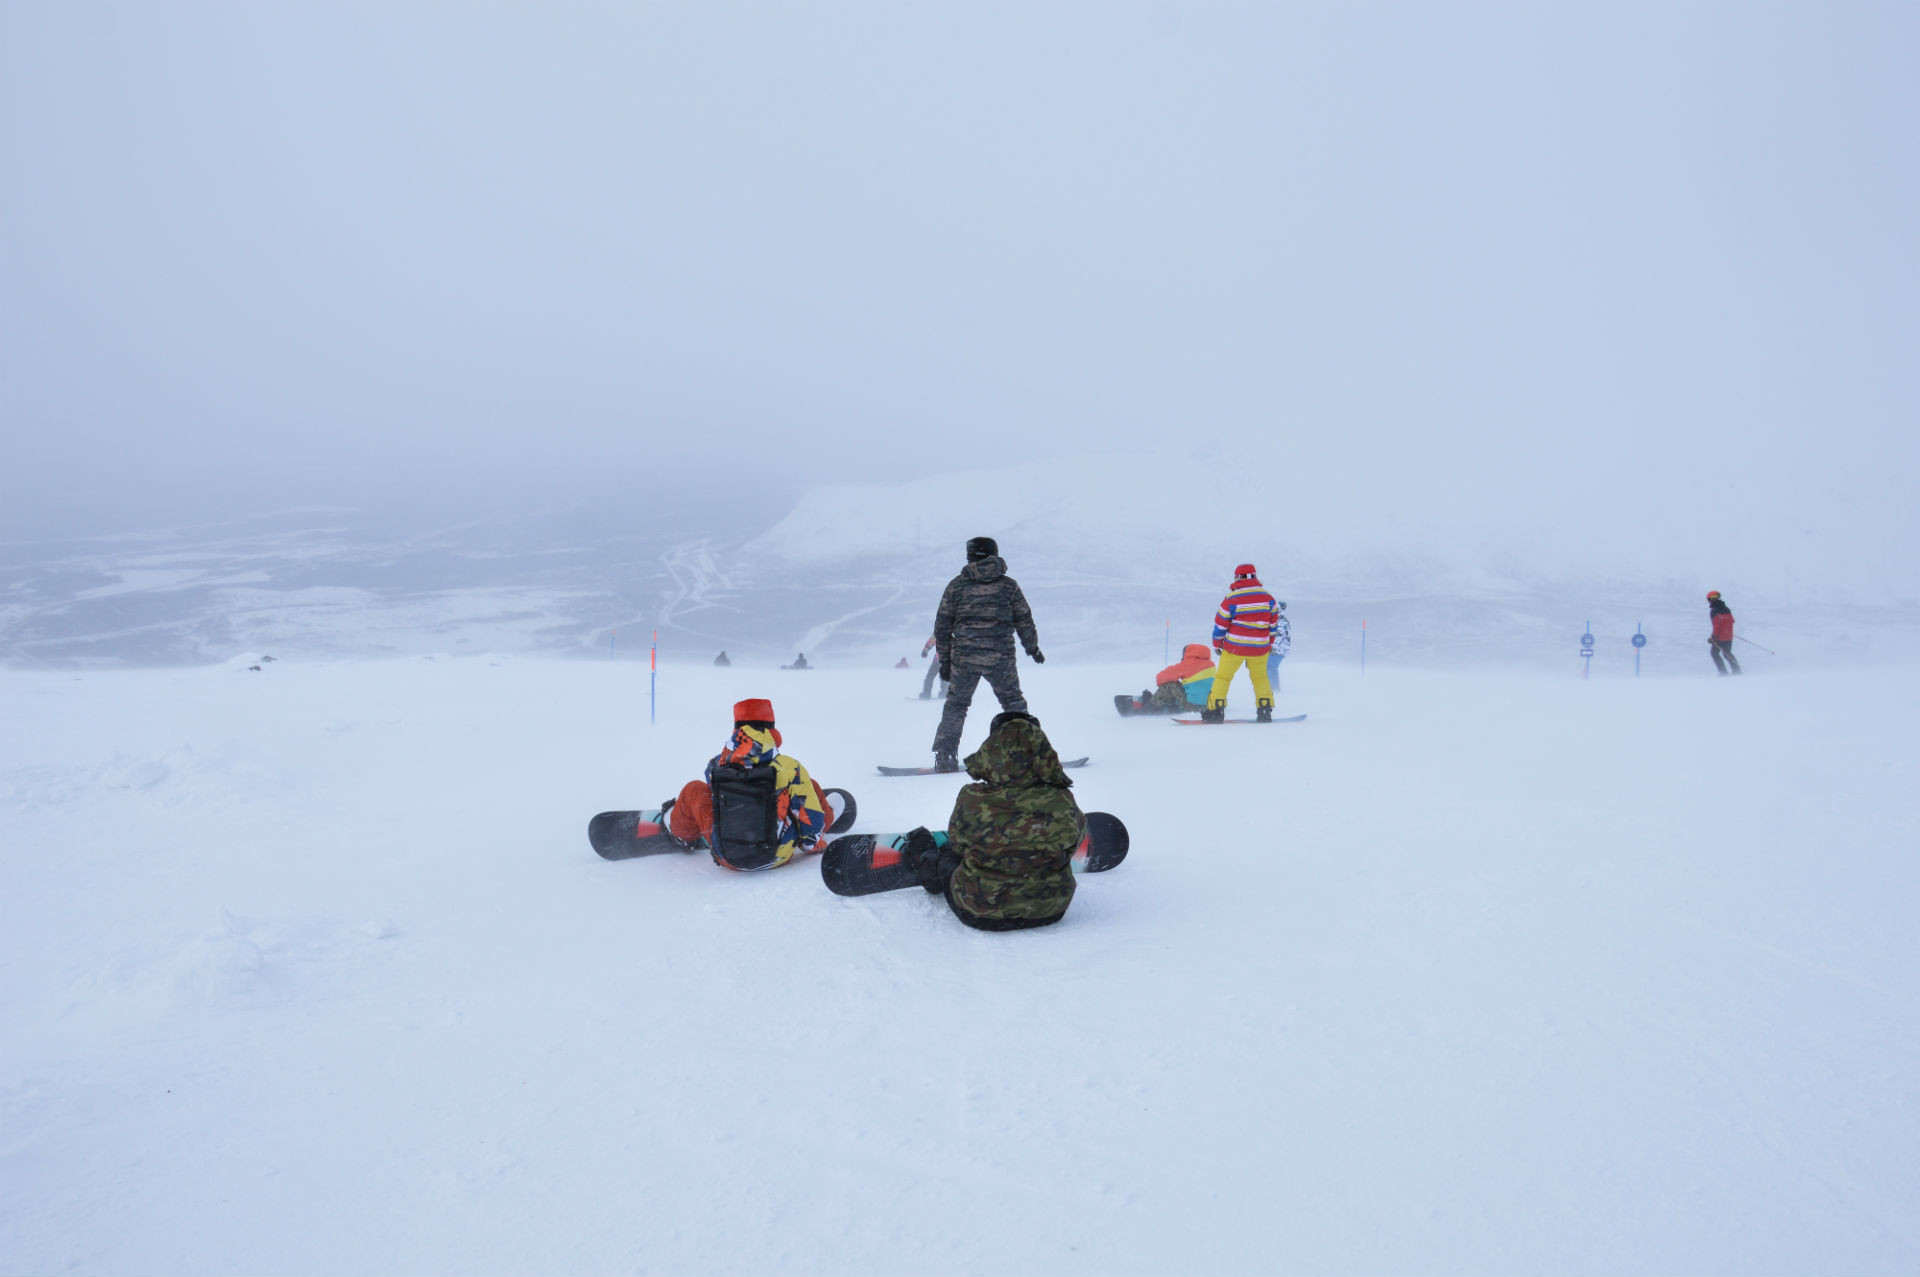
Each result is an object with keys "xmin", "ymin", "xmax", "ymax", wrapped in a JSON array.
[{"xmin": 1710, "ymin": 639, "xmax": 1742, "ymax": 675}]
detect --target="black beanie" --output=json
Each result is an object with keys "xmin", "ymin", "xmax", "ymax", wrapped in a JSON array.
[{"xmin": 967, "ymin": 536, "xmax": 998, "ymax": 562}]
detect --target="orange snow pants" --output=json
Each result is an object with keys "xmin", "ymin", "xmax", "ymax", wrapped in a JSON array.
[{"xmin": 669, "ymin": 780, "xmax": 714, "ymax": 844}]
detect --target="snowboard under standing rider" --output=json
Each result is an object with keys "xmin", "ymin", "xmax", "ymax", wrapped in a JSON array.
[
  {"xmin": 663, "ymin": 698, "xmax": 836, "ymax": 870},
  {"xmin": 1707, "ymin": 591, "xmax": 1742, "ymax": 676},
  {"xmin": 906, "ymin": 711, "xmax": 1086, "ymax": 931},
  {"xmin": 930, "ymin": 537, "xmax": 1043, "ymax": 772},
  {"xmin": 1202, "ymin": 563, "xmax": 1280, "ymax": 722}
]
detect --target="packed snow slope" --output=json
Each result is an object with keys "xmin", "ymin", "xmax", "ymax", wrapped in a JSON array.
[{"xmin": 4, "ymin": 655, "xmax": 1918, "ymax": 1274}]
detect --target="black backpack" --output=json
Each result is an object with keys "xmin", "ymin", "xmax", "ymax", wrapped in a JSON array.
[{"xmin": 708, "ymin": 762, "xmax": 781, "ymax": 870}]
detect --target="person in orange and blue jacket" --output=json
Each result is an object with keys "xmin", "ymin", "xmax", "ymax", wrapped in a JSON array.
[
  {"xmin": 663, "ymin": 698, "xmax": 836, "ymax": 870},
  {"xmin": 1203, "ymin": 564, "xmax": 1281, "ymax": 722},
  {"xmin": 1117, "ymin": 643, "xmax": 1216, "ymax": 715}
]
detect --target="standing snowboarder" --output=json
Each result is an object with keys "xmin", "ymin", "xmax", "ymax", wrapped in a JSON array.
[
  {"xmin": 1707, "ymin": 591, "xmax": 1742, "ymax": 676},
  {"xmin": 1265, "ymin": 600, "xmax": 1291, "ymax": 691},
  {"xmin": 1202, "ymin": 564, "xmax": 1280, "ymax": 722},
  {"xmin": 930, "ymin": 537, "xmax": 1042, "ymax": 772}
]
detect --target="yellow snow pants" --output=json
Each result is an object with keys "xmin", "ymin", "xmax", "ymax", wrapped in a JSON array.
[{"xmin": 1206, "ymin": 651, "xmax": 1273, "ymax": 711}]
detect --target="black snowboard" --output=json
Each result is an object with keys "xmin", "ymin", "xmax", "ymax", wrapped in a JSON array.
[
  {"xmin": 587, "ymin": 808, "xmax": 688, "ymax": 861},
  {"xmin": 877, "ymin": 757, "xmax": 1088, "ymax": 777},
  {"xmin": 589, "ymin": 787, "xmax": 857, "ymax": 861},
  {"xmin": 1114, "ymin": 693, "xmax": 1199, "ymax": 717},
  {"xmin": 1170, "ymin": 715, "xmax": 1306, "ymax": 725},
  {"xmin": 820, "ymin": 811, "xmax": 1129, "ymax": 896}
]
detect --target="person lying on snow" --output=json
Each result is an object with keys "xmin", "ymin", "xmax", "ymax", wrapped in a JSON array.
[
  {"xmin": 1116, "ymin": 642, "xmax": 1216, "ymax": 715},
  {"xmin": 662, "ymin": 698, "xmax": 838, "ymax": 870},
  {"xmin": 902, "ymin": 712, "xmax": 1086, "ymax": 931}
]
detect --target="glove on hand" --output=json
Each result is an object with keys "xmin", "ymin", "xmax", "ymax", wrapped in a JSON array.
[
  {"xmin": 1030, "ymin": 650, "xmax": 1045, "ymax": 664},
  {"xmin": 939, "ymin": 662, "xmax": 951, "ymax": 683}
]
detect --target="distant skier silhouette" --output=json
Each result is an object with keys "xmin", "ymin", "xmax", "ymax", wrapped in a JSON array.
[{"xmin": 1706, "ymin": 592, "xmax": 1741, "ymax": 675}]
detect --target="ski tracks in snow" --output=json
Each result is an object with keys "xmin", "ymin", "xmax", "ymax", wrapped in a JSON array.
[
  {"xmin": 794, "ymin": 585, "xmax": 906, "ymax": 655},
  {"xmin": 655, "ymin": 541, "xmax": 736, "ymax": 639}
]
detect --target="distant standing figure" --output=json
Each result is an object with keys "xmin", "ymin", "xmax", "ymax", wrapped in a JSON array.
[
  {"xmin": 1707, "ymin": 591, "xmax": 1741, "ymax": 676},
  {"xmin": 1265, "ymin": 601, "xmax": 1291, "ymax": 690},
  {"xmin": 789, "ymin": 653, "xmax": 811, "ymax": 670},
  {"xmin": 714, "ymin": 651, "xmax": 731, "ymax": 667},
  {"xmin": 919, "ymin": 634, "xmax": 947, "ymax": 700},
  {"xmin": 931, "ymin": 537, "xmax": 1042, "ymax": 772},
  {"xmin": 1203, "ymin": 564, "xmax": 1279, "ymax": 722}
]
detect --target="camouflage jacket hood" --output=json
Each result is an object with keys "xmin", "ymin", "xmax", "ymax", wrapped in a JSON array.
[
  {"xmin": 963, "ymin": 718, "xmax": 1073, "ymax": 789},
  {"xmin": 947, "ymin": 717, "xmax": 1083, "ymax": 926},
  {"xmin": 962, "ymin": 555, "xmax": 1008, "ymax": 583}
]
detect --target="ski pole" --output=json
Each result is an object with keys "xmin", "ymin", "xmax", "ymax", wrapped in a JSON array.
[{"xmin": 1734, "ymin": 635, "xmax": 1775, "ymax": 655}]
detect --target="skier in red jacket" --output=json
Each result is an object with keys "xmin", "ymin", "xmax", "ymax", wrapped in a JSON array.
[{"xmin": 1707, "ymin": 591, "xmax": 1741, "ymax": 675}]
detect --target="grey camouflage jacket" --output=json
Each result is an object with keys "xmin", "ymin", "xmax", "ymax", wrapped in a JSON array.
[{"xmin": 933, "ymin": 556, "xmax": 1039, "ymax": 670}]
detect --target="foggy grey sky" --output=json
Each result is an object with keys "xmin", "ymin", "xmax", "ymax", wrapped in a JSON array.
[{"xmin": 3, "ymin": 2, "xmax": 1917, "ymax": 552}]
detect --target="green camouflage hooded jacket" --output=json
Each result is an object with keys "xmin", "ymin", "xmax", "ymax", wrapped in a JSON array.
[{"xmin": 946, "ymin": 718, "xmax": 1086, "ymax": 927}]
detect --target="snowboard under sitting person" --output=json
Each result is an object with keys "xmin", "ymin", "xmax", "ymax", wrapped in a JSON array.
[
  {"xmin": 663, "ymin": 698, "xmax": 837, "ymax": 870},
  {"xmin": 1118, "ymin": 643, "xmax": 1216, "ymax": 715},
  {"xmin": 903, "ymin": 711, "xmax": 1086, "ymax": 932}
]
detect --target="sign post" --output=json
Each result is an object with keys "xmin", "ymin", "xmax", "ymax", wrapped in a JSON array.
[
  {"xmin": 1361, "ymin": 619, "xmax": 1367, "ymax": 675},
  {"xmin": 1580, "ymin": 621, "xmax": 1595, "ymax": 679},
  {"xmin": 1632, "ymin": 624, "xmax": 1647, "ymax": 677}
]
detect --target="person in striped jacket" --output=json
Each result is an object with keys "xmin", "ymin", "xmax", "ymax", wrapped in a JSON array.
[{"xmin": 1203, "ymin": 564, "xmax": 1280, "ymax": 722}]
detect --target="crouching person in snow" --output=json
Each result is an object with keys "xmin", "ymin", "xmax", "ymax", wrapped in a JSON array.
[
  {"xmin": 1117, "ymin": 643, "xmax": 1216, "ymax": 715},
  {"xmin": 663, "ymin": 698, "xmax": 837, "ymax": 870},
  {"xmin": 905, "ymin": 712, "xmax": 1085, "ymax": 931}
]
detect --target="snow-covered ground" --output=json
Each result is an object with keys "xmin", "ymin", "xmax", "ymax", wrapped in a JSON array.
[{"xmin": 5, "ymin": 653, "xmax": 1916, "ymax": 1273}]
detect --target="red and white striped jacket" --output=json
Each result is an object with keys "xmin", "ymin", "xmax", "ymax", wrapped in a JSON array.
[{"xmin": 1212, "ymin": 578, "xmax": 1278, "ymax": 657}]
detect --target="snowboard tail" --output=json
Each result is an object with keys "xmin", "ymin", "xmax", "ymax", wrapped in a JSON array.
[
  {"xmin": 820, "ymin": 811, "xmax": 1129, "ymax": 896},
  {"xmin": 588, "ymin": 809, "xmax": 691, "ymax": 861}
]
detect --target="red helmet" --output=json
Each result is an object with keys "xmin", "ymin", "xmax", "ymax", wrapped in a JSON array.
[{"xmin": 1706, "ymin": 590, "xmax": 1721, "ymax": 600}]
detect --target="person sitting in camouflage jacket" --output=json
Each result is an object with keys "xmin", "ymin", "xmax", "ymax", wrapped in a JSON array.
[{"xmin": 908, "ymin": 712, "xmax": 1085, "ymax": 931}]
